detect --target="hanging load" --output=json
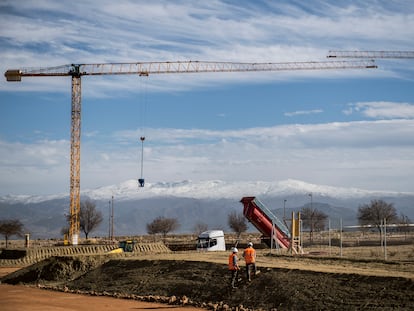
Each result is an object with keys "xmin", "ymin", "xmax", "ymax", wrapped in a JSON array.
[{"xmin": 138, "ymin": 178, "xmax": 145, "ymax": 187}]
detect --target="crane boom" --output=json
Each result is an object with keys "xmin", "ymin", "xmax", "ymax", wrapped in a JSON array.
[
  {"xmin": 5, "ymin": 60, "xmax": 377, "ymax": 80},
  {"xmin": 4, "ymin": 59, "xmax": 377, "ymax": 245},
  {"xmin": 327, "ymin": 50, "xmax": 414, "ymax": 59}
]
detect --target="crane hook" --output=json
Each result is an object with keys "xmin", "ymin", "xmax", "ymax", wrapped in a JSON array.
[{"xmin": 138, "ymin": 136, "xmax": 145, "ymax": 187}]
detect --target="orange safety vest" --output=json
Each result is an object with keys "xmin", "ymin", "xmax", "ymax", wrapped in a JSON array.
[
  {"xmin": 228, "ymin": 253, "xmax": 239, "ymax": 270},
  {"xmin": 243, "ymin": 247, "xmax": 256, "ymax": 264}
]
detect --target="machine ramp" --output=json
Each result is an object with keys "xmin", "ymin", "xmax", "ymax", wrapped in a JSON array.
[{"xmin": 240, "ymin": 197, "xmax": 291, "ymax": 249}]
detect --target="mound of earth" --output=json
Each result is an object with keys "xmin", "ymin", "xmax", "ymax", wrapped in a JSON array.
[
  {"xmin": 2, "ymin": 256, "xmax": 413, "ymax": 310},
  {"xmin": 0, "ymin": 255, "xmax": 107, "ymax": 284}
]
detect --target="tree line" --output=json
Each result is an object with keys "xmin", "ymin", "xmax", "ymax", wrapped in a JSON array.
[{"xmin": 0, "ymin": 198, "xmax": 411, "ymax": 246}]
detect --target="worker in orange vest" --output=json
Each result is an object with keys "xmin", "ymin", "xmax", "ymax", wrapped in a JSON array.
[
  {"xmin": 228, "ymin": 247, "xmax": 240, "ymax": 288},
  {"xmin": 243, "ymin": 242, "xmax": 257, "ymax": 282}
]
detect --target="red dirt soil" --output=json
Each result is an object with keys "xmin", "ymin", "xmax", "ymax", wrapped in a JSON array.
[{"xmin": 0, "ymin": 283, "xmax": 203, "ymax": 311}]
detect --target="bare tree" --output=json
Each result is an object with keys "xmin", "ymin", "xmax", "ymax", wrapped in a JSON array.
[
  {"xmin": 146, "ymin": 216, "xmax": 180, "ymax": 240},
  {"xmin": 358, "ymin": 199, "xmax": 397, "ymax": 231},
  {"xmin": 228, "ymin": 211, "xmax": 247, "ymax": 238},
  {"xmin": 79, "ymin": 200, "xmax": 103, "ymax": 239},
  {"xmin": 300, "ymin": 207, "xmax": 328, "ymax": 244},
  {"xmin": 64, "ymin": 200, "xmax": 103, "ymax": 239},
  {"xmin": 146, "ymin": 220, "xmax": 159, "ymax": 236},
  {"xmin": 0, "ymin": 219, "xmax": 24, "ymax": 248},
  {"xmin": 358, "ymin": 199, "xmax": 398, "ymax": 242},
  {"xmin": 193, "ymin": 222, "xmax": 208, "ymax": 235}
]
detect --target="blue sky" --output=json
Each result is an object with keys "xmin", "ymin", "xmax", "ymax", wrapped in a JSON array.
[{"xmin": 1, "ymin": 0, "xmax": 414, "ymax": 195}]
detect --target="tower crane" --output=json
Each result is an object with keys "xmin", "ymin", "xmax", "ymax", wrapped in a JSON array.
[
  {"xmin": 4, "ymin": 59, "xmax": 377, "ymax": 245},
  {"xmin": 327, "ymin": 50, "xmax": 414, "ymax": 59}
]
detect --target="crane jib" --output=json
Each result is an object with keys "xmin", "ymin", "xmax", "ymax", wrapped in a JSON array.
[
  {"xmin": 327, "ymin": 50, "xmax": 414, "ymax": 59},
  {"xmin": 5, "ymin": 60, "xmax": 377, "ymax": 81}
]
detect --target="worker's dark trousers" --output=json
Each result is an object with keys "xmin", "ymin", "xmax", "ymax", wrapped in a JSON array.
[
  {"xmin": 246, "ymin": 263, "xmax": 256, "ymax": 281},
  {"xmin": 230, "ymin": 270, "xmax": 239, "ymax": 288}
]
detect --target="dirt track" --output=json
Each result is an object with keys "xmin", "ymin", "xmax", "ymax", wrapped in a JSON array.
[{"xmin": 1, "ymin": 251, "xmax": 414, "ymax": 311}]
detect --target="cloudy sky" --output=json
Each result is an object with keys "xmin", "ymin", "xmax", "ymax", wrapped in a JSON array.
[{"xmin": 1, "ymin": 0, "xmax": 414, "ymax": 195}]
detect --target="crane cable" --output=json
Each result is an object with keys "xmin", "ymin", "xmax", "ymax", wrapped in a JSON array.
[{"xmin": 138, "ymin": 73, "xmax": 148, "ymax": 187}]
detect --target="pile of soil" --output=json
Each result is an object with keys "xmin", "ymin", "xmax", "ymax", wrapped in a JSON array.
[
  {"xmin": 2, "ymin": 256, "xmax": 413, "ymax": 310},
  {"xmin": 1, "ymin": 255, "xmax": 106, "ymax": 284}
]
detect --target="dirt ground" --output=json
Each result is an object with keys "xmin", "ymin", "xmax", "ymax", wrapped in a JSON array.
[
  {"xmin": 1, "ymin": 251, "xmax": 413, "ymax": 311},
  {"xmin": 0, "ymin": 283, "xmax": 204, "ymax": 311}
]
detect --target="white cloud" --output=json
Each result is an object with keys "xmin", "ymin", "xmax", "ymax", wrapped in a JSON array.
[
  {"xmin": 1, "ymin": 0, "xmax": 411, "ymax": 95},
  {"xmin": 0, "ymin": 139, "xmax": 69, "ymax": 194},
  {"xmin": 284, "ymin": 109, "xmax": 323, "ymax": 117},
  {"xmin": 1, "ymin": 119, "xmax": 413, "ymax": 194},
  {"xmin": 345, "ymin": 102, "xmax": 414, "ymax": 119}
]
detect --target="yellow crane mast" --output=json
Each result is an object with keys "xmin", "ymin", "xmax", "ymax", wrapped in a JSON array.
[
  {"xmin": 327, "ymin": 50, "xmax": 414, "ymax": 59},
  {"xmin": 4, "ymin": 59, "xmax": 377, "ymax": 245}
]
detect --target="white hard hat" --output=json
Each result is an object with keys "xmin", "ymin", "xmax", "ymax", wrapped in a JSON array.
[
  {"xmin": 232, "ymin": 247, "xmax": 238, "ymax": 253},
  {"xmin": 248, "ymin": 242, "xmax": 253, "ymax": 247}
]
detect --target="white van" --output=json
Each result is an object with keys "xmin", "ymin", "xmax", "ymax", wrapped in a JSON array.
[{"xmin": 196, "ymin": 230, "xmax": 226, "ymax": 251}]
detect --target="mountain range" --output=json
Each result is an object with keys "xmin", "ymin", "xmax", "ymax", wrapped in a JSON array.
[{"xmin": 1, "ymin": 179, "xmax": 413, "ymax": 239}]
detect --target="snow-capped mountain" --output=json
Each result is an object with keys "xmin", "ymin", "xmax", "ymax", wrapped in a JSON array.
[
  {"xmin": 85, "ymin": 179, "xmax": 403, "ymax": 201},
  {"xmin": 1, "ymin": 179, "xmax": 413, "ymax": 239},
  {"xmin": 2, "ymin": 179, "xmax": 410, "ymax": 204}
]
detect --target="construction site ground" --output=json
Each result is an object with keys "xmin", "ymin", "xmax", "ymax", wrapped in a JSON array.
[
  {"xmin": 0, "ymin": 283, "xmax": 207, "ymax": 311},
  {"xmin": 1, "ymin": 247, "xmax": 414, "ymax": 311}
]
